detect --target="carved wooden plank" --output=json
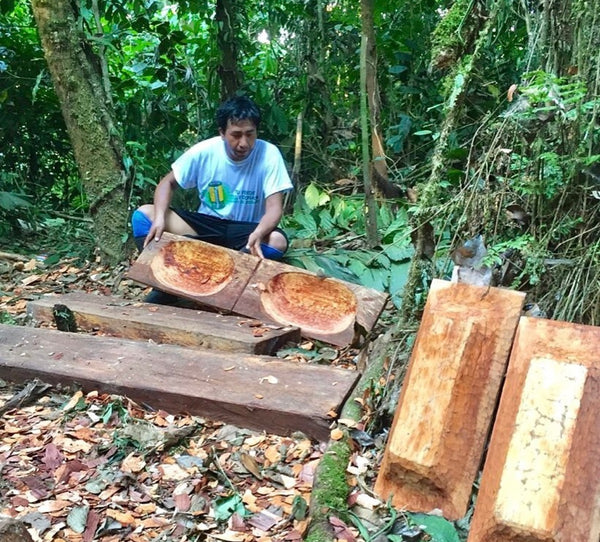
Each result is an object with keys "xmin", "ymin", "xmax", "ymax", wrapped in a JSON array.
[
  {"xmin": 232, "ymin": 257, "xmax": 389, "ymax": 347},
  {"xmin": 27, "ymin": 292, "xmax": 300, "ymax": 355},
  {"xmin": 374, "ymin": 279, "xmax": 525, "ymax": 519},
  {"xmin": 128, "ymin": 233, "xmax": 389, "ymax": 346},
  {"xmin": 127, "ymin": 232, "xmax": 259, "ymax": 312},
  {"xmin": 0, "ymin": 324, "xmax": 359, "ymax": 441},
  {"xmin": 468, "ymin": 317, "xmax": 600, "ymax": 542}
]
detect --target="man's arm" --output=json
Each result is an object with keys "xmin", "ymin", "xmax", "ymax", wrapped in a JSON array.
[
  {"xmin": 246, "ymin": 191, "xmax": 285, "ymax": 258},
  {"xmin": 145, "ymin": 171, "xmax": 179, "ymax": 245}
]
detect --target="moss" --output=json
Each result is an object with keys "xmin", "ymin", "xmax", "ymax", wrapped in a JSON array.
[
  {"xmin": 430, "ymin": 0, "xmax": 475, "ymax": 69},
  {"xmin": 305, "ymin": 439, "xmax": 352, "ymax": 542}
]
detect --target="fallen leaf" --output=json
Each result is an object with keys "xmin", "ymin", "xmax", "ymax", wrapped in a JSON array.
[
  {"xmin": 67, "ymin": 505, "xmax": 89, "ymax": 534},
  {"xmin": 106, "ymin": 509, "xmax": 136, "ymax": 525},
  {"xmin": 329, "ymin": 516, "xmax": 357, "ymax": 542},
  {"xmin": 174, "ymin": 492, "xmax": 191, "ymax": 512},
  {"xmin": 121, "ymin": 453, "xmax": 146, "ymax": 474},
  {"xmin": 247, "ymin": 508, "xmax": 282, "ymax": 531},
  {"xmin": 264, "ymin": 445, "xmax": 281, "ymax": 464},
  {"xmin": 280, "ymin": 474, "xmax": 296, "ymax": 489},
  {"xmin": 259, "ymin": 375, "xmax": 278, "ymax": 384},
  {"xmin": 62, "ymin": 390, "xmax": 84, "ymax": 412},
  {"xmin": 244, "ymin": 435, "xmax": 265, "ymax": 447},
  {"xmin": 330, "ymin": 428, "xmax": 344, "ymax": 440},
  {"xmin": 239, "ymin": 452, "xmax": 262, "ymax": 479},
  {"xmin": 354, "ymin": 492, "xmax": 382, "ymax": 510},
  {"xmin": 41, "ymin": 443, "xmax": 64, "ymax": 472},
  {"xmin": 37, "ymin": 499, "xmax": 71, "ymax": 513},
  {"xmin": 159, "ymin": 462, "xmax": 190, "ymax": 481}
]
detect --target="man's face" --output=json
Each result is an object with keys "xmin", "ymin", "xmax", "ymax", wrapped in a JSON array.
[{"xmin": 220, "ymin": 119, "xmax": 257, "ymax": 161}]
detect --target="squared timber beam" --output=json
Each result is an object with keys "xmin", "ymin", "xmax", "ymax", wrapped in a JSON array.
[
  {"xmin": 468, "ymin": 317, "xmax": 600, "ymax": 542},
  {"xmin": 0, "ymin": 324, "xmax": 358, "ymax": 441},
  {"xmin": 27, "ymin": 292, "xmax": 300, "ymax": 355},
  {"xmin": 374, "ymin": 279, "xmax": 525, "ymax": 519}
]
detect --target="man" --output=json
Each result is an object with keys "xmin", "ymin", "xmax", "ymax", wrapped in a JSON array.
[{"xmin": 131, "ymin": 95, "xmax": 293, "ymax": 302}]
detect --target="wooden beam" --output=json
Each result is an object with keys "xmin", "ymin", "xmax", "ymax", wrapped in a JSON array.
[
  {"xmin": 233, "ymin": 257, "xmax": 389, "ymax": 347},
  {"xmin": 127, "ymin": 233, "xmax": 389, "ymax": 347},
  {"xmin": 127, "ymin": 232, "xmax": 259, "ymax": 313},
  {"xmin": 27, "ymin": 292, "xmax": 300, "ymax": 355},
  {"xmin": 0, "ymin": 324, "xmax": 359, "ymax": 441},
  {"xmin": 468, "ymin": 317, "xmax": 600, "ymax": 541},
  {"xmin": 374, "ymin": 279, "xmax": 525, "ymax": 520}
]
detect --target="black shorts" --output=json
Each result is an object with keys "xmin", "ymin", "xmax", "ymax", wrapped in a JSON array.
[{"xmin": 173, "ymin": 209, "xmax": 288, "ymax": 251}]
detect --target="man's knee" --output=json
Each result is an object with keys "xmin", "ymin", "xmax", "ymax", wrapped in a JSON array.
[
  {"xmin": 267, "ymin": 230, "xmax": 288, "ymax": 252},
  {"xmin": 132, "ymin": 207, "xmax": 153, "ymax": 237},
  {"xmin": 138, "ymin": 204, "xmax": 155, "ymax": 219}
]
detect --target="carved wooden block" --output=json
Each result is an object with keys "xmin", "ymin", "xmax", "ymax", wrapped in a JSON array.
[
  {"xmin": 127, "ymin": 233, "xmax": 389, "ymax": 346},
  {"xmin": 468, "ymin": 317, "xmax": 600, "ymax": 542},
  {"xmin": 233, "ymin": 257, "xmax": 389, "ymax": 346},
  {"xmin": 27, "ymin": 292, "xmax": 300, "ymax": 355},
  {"xmin": 127, "ymin": 232, "xmax": 259, "ymax": 312},
  {"xmin": 374, "ymin": 279, "xmax": 525, "ymax": 519}
]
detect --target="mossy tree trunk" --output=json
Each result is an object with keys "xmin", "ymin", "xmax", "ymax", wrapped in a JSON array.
[
  {"xmin": 400, "ymin": 1, "xmax": 496, "ymax": 322},
  {"xmin": 31, "ymin": 0, "xmax": 130, "ymax": 265}
]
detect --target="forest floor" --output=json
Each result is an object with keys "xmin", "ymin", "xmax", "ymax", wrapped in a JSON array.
[{"xmin": 0, "ymin": 249, "xmax": 399, "ymax": 542}]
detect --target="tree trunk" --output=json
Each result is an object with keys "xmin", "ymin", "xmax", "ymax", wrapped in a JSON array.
[
  {"xmin": 363, "ymin": 0, "xmax": 389, "ymax": 198},
  {"xmin": 360, "ymin": 0, "xmax": 380, "ymax": 248},
  {"xmin": 31, "ymin": 0, "xmax": 129, "ymax": 264},
  {"xmin": 216, "ymin": 0, "xmax": 242, "ymax": 100}
]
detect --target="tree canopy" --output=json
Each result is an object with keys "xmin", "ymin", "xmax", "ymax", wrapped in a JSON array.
[{"xmin": 1, "ymin": 0, "xmax": 598, "ymax": 324}]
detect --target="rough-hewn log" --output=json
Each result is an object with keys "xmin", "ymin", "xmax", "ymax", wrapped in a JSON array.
[
  {"xmin": 468, "ymin": 317, "xmax": 600, "ymax": 541},
  {"xmin": 27, "ymin": 292, "xmax": 300, "ymax": 355},
  {"xmin": 375, "ymin": 279, "xmax": 525, "ymax": 519}
]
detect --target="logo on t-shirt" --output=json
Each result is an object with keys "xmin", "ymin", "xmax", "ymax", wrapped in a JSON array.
[
  {"xmin": 205, "ymin": 181, "xmax": 227, "ymax": 210},
  {"xmin": 203, "ymin": 181, "xmax": 259, "ymax": 212}
]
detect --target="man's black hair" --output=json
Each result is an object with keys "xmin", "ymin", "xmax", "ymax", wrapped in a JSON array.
[{"xmin": 216, "ymin": 95, "xmax": 261, "ymax": 132}]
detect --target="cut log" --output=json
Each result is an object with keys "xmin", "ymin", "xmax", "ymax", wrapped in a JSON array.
[
  {"xmin": 127, "ymin": 232, "xmax": 259, "ymax": 312},
  {"xmin": 467, "ymin": 317, "xmax": 600, "ymax": 542},
  {"xmin": 0, "ymin": 324, "xmax": 358, "ymax": 441},
  {"xmin": 374, "ymin": 279, "xmax": 525, "ymax": 520},
  {"xmin": 27, "ymin": 292, "xmax": 300, "ymax": 355},
  {"xmin": 233, "ymin": 258, "xmax": 389, "ymax": 347},
  {"xmin": 127, "ymin": 233, "xmax": 389, "ymax": 346}
]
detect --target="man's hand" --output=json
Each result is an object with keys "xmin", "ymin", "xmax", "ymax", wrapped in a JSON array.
[
  {"xmin": 246, "ymin": 230, "xmax": 265, "ymax": 258},
  {"xmin": 144, "ymin": 215, "xmax": 166, "ymax": 247}
]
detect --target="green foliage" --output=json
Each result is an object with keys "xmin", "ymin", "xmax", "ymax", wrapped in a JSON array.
[
  {"xmin": 213, "ymin": 493, "xmax": 250, "ymax": 522},
  {"xmin": 283, "ymin": 184, "xmax": 414, "ymax": 308},
  {"xmin": 406, "ymin": 512, "xmax": 461, "ymax": 542}
]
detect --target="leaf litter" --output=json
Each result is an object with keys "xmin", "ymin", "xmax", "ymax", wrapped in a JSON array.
[
  {"xmin": 0, "ymin": 253, "xmax": 429, "ymax": 541},
  {"xmin": 0, "ymin": 383, "xmax": 321, "ymax": 541}
]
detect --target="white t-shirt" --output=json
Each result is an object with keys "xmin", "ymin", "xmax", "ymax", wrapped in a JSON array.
[{"xmin": 171, "ymin": 137, "xmax": 293, "ymax": 223}]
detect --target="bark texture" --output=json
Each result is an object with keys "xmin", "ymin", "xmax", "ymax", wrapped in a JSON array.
[
  {"xmin": 216, "ymin": 0, "xmax": 242, "ymax": 99},
  {"xmin": 31, "ymin": 0, "xmax": 129, "ymax": 264}
]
